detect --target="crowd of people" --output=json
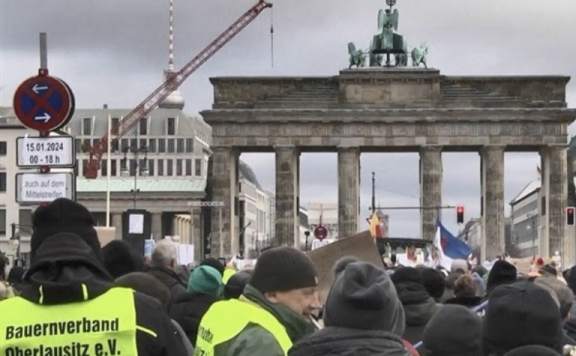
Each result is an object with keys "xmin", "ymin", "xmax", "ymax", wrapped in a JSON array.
[{"xmin": 2, "ymin": 197, "xmax": 576, "ymax": 355}]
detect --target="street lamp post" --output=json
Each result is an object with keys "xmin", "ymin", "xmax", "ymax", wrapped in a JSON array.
[
  {"xmin": 127, "ymin": 141, "xmax": 148, "ymax": 209},
  {"xmin": 10, "ymin": 223, "xmax": 32, "ymax": 267},
  {"xmin": 304, "ymin": 230, "xmax": 311, "ymax": 251}
]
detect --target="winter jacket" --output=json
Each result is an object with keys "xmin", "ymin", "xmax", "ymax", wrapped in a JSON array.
[
  {"xmin": 445, "ymin": 295, "xmax": 484, "ymax": 308},
  {"xmin": 5, "ymin": 234, "xmax": 187, "ymax": 356},
  {"xmin": 211, "ymin": 284, "xmax": 317, "ymax": 356},
  {"xmin": 147, "ymin": 266, "xmax": 187, "ymax": 303},
  {"xmin": 169, "ymin": 291, "xmax": 219, "ymax": 345},
  {"xmin": 395, "ymin": 281, "xmax": 441, "ymax": 344},
  {"xmin": 565, "ymin": 318, "xmax": 576, "ymax": 343},
  {"xmin": 289, "ymin": 327, "xmax": 411, "ymax": 356}
]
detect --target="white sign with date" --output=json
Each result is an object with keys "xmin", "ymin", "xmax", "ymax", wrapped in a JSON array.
[{"xmin": 17, "ymin": 136, "xmax": 75, "ymax": 167}]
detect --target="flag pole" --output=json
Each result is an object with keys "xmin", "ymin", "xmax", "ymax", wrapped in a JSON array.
[
  {"xmin": 371, "ymin": 172, "xmax": 376, "ymax": 213},
  {"xmin": 105, "ymin": 114, "xmax": 111, "ymax": 227}
]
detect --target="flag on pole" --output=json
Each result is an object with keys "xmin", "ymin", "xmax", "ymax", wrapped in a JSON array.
[
  {"xmin": 433, "ymin": 225, "xmax": 452, "ymax": 270},
  {"xmin": 437, "ymin": 221, "xmax": 472, "ymax": 259},
  {"xmin": 368, "ymin": 212, "xmax": 383, "ymax": 239}
]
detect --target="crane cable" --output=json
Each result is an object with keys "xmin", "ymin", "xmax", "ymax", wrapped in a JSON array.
[{"xmin": 270, "ymin": 0, "xmax": 274, "ymax": 68}]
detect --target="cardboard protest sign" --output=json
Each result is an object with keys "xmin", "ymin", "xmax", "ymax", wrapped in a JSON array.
[
  {"xmin": 308, "ymin": 230, "xmax": 384, "ymax": 304},
  {"xmin": 95, "ymin": 227, "xmax": 116, "ymax": 248}
]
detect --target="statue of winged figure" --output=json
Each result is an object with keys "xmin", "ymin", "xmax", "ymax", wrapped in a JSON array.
[{"xmin": 378, "ymin": 8, "xmax": 399, "ymax": 49}]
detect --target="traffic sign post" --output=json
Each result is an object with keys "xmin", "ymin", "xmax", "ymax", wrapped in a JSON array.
[
  {"xmin": 314, "ymin": 225, "xmax": 328, "ymax": 240},
  {"xmin": 16, "ymin": 172, "xmax": 75, "ymax": 204},
  {"xmin": 11, "ymin": 33, "xmax": 77, "ymax": 206},
  {"xmin": 13, "ymin": 75, "xmax": 75, "ymax": 133},
  {"xmin": 17, "ymin": 136, "xmax": 75, "ymax": 168}
]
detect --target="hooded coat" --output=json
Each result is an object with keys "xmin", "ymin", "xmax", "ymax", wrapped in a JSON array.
[
  {"xmin": 147, "ymin": 266, "xmax": 187, "ymax": 303},
  {"xmin": 289, "ymin": 328, "xmax": 410, "ymax": 356},
  {"xmin": 169, "ymin": 266, "xmax": 223, "ymax": 345},
  {"xmin": 14, "ymin": 233, "xmax": 188, "ymax": 356},
  {"xmin": 290, "ymin": 262, "xmax": 410, "ymax": 356},
  {"xmin": 392, "ymin": 267, "xmax": 441, "ymax": 344}
]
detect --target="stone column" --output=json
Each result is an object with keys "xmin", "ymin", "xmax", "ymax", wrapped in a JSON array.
[
  {"xmin": 541, "ymin": 145, "xmax": 571, "ymax": 264},
  {"xmin": 112, "ymin": 213, "xmax": 123, "ymax": 240},
  {"xmin": 275, "ymin": 145, "xmax": 299, "ymax": 247},
  {"xmin": 151, "ymin": 212, "xmax": 162, "ymax": 240},
  {"xmin": 419, "ymin": 146, "xmax": 442, "ymax": 241},
  {"xmin": 338, "ymin": 146, "xmax": 360, "ymax": 238},
  {"xmin": 210, "ymin": 147, "xmax": 238, "ymax": 257},
  {"xmin": 481, "ymin": 145, "xmax": 505, "ymax": 260},
  {"xmin": 190, "ymin": 207, "xmax": 203, "ymax": 262}
]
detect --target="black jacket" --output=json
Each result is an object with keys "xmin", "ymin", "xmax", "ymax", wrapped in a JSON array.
[
  {"xmin": 289, "ymin": 327, "xmax": 410, "ymax": 356},
  {"xmin": 566, "ymin": 318, "xmax": 576, "ymax": 343},
  {"xmin": 147, "ymin": 266, "xmax": 187, "ymax": 303},
  {"xmin": 15, "ymin": 234, "xmax": 187, "ymax": 356},
  {"xmin": 445, "ymin": 295, "xmax": 484, "ymax": 308},
  {"xmin": 169, "ymin": 292, "xmax": 218, "ymax": 345},
  {"xmin": 395, "ymin": 281, "xmax": 440, "ymax": 344}
]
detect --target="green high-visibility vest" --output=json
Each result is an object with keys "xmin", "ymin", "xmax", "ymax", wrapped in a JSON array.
[
  {"xmin": 0, "ymin": 287, "xmax": 138, "ymax": 356},
  {"xmin": 195, "ymin": 298, "xmax": 292, "ymax": 356}
]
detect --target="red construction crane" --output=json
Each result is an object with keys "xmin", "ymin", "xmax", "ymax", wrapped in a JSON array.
[{"xmin": 84, "ymin": 0, "xmax": 272, "ymax": 178}]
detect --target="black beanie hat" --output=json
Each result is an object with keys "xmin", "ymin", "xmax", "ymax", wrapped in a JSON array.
[
  {"xmin": 391, "ymin": 266, "xmax": 424, "ymax": 285},
  {"xmin": 483, "ymin": 281, "xmax": 562, "ymax": 354},
  {"xmin": 324, "ymin": 262, "xmax": 406, "ymax": 336},
  {"xmin": 201, "ymin": 257, "xmax": 225, "ymax": 276},
  {"xmin": 503, "ymin": 345, "xmax": 562, "ymax": 356},
  {"xmin": 332, "ymin": 256, "xmax": 359, "ymax": 277},
  {"xmin": 102, "ymin": 240, "xmax": 144, "ymax": 279},
  {"xmin": 224, "ymin": 270, "xmax": 252, "ymax": 299},
  {"xmin": 422, "ymin": 304, "xmax": 482, "ymax": 356},
  {"xmin": 31, "ymin": 198, "xmax": 101, "ymax": 259},
  {"xmin": 250, "ymin": 247, "xmax": 317, "ymax": 293},
  {"xmin": 487, "ymin": 260, "xmax": 517, "ymax": 292}
]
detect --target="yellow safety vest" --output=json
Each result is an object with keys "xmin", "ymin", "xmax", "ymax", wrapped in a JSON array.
[
  {"xmin": 0, "ymin": 287, "xmax": 138, "ymax": 356},
  {"xmin": 222, "ymin": 268, "xmax": 236, "ymax": 285},
  {"xmin": 195, "ymin": 298, "xmax": 292, "ymax": 356}
]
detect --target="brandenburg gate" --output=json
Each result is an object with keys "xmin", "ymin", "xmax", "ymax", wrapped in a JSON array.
[{"xmin": 201, "ymin": 67, "xmax": 575, "ymax": 263}]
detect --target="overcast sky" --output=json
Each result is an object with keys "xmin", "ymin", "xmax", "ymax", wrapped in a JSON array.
[{"xmin": 2, "ymin": 0, "xmax": 576, "ymax": 237}]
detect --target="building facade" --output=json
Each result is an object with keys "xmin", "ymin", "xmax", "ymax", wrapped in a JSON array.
[
  {"xmin": 0, "ymin": 108, "xmax": 35, "ymax": 265},
  {"xmin": 509, "ymin": 180, "xmax": 541, "ymax": 258},
  {"xmin": 66, "ymin": 105, "xmax": 212, "ymax": 255},
  {"xmin": 237, "ymin": 161, "xmax": 275, "ymax": 257}
]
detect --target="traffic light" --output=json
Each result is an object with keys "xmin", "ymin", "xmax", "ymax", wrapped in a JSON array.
[
  {"xmin": 567, "ymin": 207, "xmax": 575, "ymax": 225},
  {"xmin": 456, "ymin": 206, "xmax": 464, "ymax": 224}
]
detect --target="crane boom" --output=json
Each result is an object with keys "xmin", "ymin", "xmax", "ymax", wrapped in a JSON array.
[{"xmin": 85, "ymin": 0, "xmax": 272, "ymax": 178}]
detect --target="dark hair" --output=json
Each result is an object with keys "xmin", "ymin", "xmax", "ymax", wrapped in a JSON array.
[
  {"xmin": 446, "ymin": 270, "xmax": 465, "ymax": 289},
  {"xmin": 454, "ymin": 274, "xmax": 476, "ymax": 298},
  {"xmin": 419, "ymin": 267, "xmax": 446, "ymax": 300}
]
